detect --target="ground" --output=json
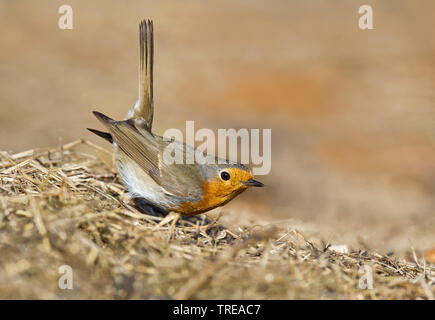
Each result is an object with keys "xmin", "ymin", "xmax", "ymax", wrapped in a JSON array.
[{"xmin": 0, "ymin": 142, "xmax": 433, "ymax": 299}]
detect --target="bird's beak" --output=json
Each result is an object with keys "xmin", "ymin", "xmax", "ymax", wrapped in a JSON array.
[{"xmin": 242, "ymin": 179, "xmax": 264, "ymax": 187}]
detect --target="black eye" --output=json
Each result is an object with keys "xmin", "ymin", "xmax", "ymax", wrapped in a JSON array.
[{"xmin": 220, "ymin": 171, "xmax": 230, "ymax": 181}]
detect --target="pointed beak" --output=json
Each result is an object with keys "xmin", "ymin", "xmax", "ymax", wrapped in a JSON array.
[{"xmin": 242, "ymin": 179, "xmax": 264, "ymax": 187}]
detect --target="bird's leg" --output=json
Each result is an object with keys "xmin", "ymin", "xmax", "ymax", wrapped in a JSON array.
[
  {"xmin": 178, "ymin": 214, "xmax": 213, "ymax": 226},
  {"xmin": 132, "ymin": 198, "xmax": 169, "ymax": 217}
]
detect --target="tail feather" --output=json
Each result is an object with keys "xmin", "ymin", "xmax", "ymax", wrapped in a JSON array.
[
  {"xmin": 92, "ymin": 111, "xmax": 115, "ymax": 124},
  {"xmin": 124, "ymin": 19, "xmax": 154, "ymax": 131},
  {"xmin": 87, "ymin": 128, "xmax": 113, "ymax": 143}
]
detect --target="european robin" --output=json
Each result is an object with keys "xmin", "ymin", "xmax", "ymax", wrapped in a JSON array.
[{"xmin": 88, "ymin": 19, "xmax": 264, "ymax": 216}]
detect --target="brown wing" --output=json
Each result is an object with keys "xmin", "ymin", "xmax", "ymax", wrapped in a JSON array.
[{"xmin": 93, "ymin": 112, "xmax": 203, "ymax": 200}]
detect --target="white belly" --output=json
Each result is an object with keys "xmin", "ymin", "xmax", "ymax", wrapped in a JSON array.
[{"xmin": 113, "ymin": 143, "xmax": 179, "ymax": 209}]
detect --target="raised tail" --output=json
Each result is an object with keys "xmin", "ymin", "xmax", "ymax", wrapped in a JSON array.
[{"xmin": 124, "ymin": 19, "xmax": 154, "ymax": 131}]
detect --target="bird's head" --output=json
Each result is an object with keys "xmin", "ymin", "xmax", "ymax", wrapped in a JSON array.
[{"xmin": 201, "ymin": 163, "xmax": 264, "ymax": 200}]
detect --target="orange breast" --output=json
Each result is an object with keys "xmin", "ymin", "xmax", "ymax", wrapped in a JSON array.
[{"xmin": 171, "ymin": 178, "xmax": 244, "ymax": 215}]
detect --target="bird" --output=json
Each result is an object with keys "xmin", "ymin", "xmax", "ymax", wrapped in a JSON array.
[{"xmin": 88, "ymin": 19, "xmax": 264, "ymax": 216}]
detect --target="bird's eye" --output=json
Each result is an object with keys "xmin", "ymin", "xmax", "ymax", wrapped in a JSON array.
[{"xmin": 220, "ymin": 170, "xmax": 230, "ymax": 181}]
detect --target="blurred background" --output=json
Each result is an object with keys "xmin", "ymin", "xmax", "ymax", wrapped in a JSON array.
[{"xmin": 0, "ymin": 0, "xmax": 434, "ymax": 254}]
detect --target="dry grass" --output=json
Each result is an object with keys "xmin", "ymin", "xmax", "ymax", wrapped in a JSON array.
[{"xmin": 0, "ymin": 140, "xmax": 434, "ymax": 300}]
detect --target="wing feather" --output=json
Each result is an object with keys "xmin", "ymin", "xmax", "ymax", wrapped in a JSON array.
[{"xmin": 93, "ymin": 112, "xmax": 203, "ymax": 200}]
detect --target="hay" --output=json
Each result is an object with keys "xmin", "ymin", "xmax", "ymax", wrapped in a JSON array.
[{"xmin": 0, "ymin": 140, "xmax": 434, "ymax": 299}]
